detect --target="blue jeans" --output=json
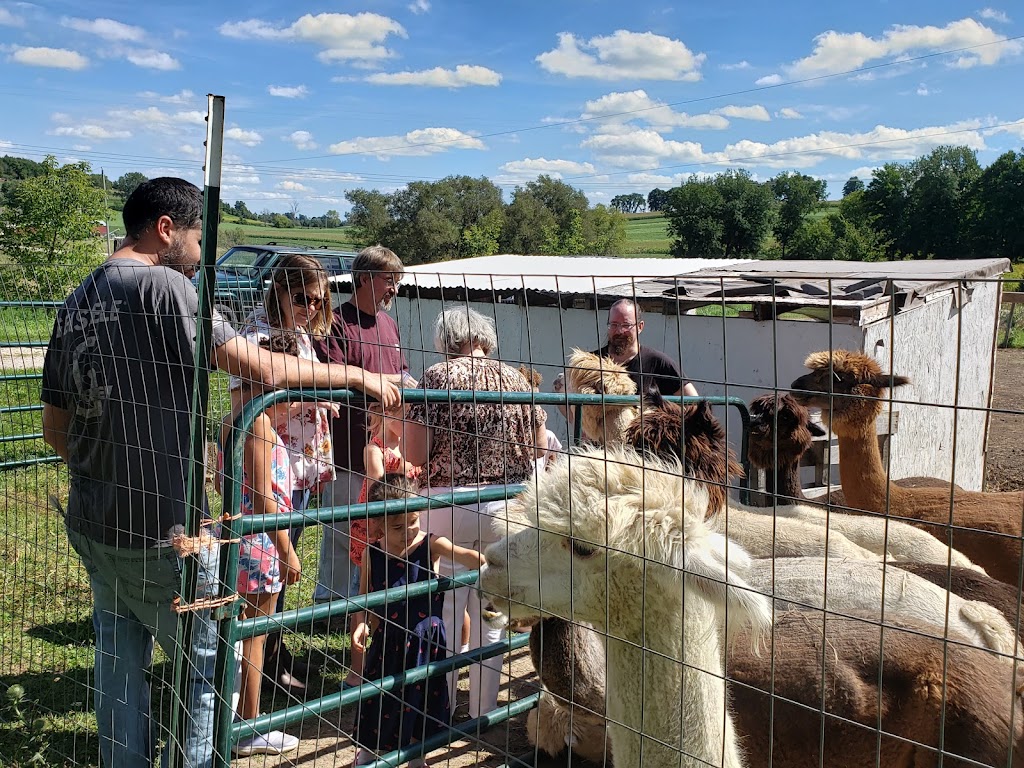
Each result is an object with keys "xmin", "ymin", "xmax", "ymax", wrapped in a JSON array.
[{"xmin": 67, "ymin": 527, "xmax": 220, "ymax": 768}]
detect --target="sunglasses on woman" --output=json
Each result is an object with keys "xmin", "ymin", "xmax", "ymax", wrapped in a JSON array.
[{"xmin": 291, "ymin": 292, "xmax": 324, "ymax": 308}]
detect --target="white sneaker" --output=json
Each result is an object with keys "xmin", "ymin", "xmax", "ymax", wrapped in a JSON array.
[
  {"xmin": 354, "ymin": 748, "xmax": 376, "ymax": 766},
  {"xmin": 233, "ymin": 730, "xmax": 300, "ymax": 756}
]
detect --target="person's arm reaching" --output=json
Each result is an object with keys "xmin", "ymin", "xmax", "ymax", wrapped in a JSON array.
[
  {"xmin": 214, "ymin": 336, "xmax": 400, "ymax": 409},
  {"xmin": 431, "ymin": 535, "xmax": 487, "ymax": 571}
]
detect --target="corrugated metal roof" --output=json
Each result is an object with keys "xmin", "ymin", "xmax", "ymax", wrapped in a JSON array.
[{"xmin": 398, "ymin": 254, "xmax": 751, "ymax": 294}]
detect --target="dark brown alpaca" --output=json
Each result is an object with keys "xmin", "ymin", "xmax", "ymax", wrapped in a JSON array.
[
  {"xmin": 625, "ymin": 390, "xmax": 744, "ymax": 515},
  {"xmin": 791, "ymin": 349, "xmax": 1024, "ymax": 585},
  {"xmin": 746, "ymin": 393, "xmax": 826, "ymax": 505},
  {"xmin": 747, "ymin": 392, "xmax": 956, "ymax": 508},
  {"xmin": 728, "ymin": 611, "xmax": 1024, "ymax": 768}
]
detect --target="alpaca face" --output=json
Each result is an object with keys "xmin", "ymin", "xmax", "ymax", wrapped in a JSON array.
[
  {"xmin": 747, "ymin": 393, "xmax": 825, "ymax": 469},
  {"xmin": 566, "ymin": 348, "xmax": 638, "ymax": 445},
  {"xmin": 790, "ymin": 350, "xmax": 909, "ymax": 434},
  {"xmin": 624, "ymin": 396, "xmax": 743, "ymax": 515}
]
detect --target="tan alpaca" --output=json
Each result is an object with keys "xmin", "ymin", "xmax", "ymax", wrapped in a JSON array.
[
  {"xmin": 565, "ymin": 348, "xmax": 637, "ymax": 445},
  {"xmin": 791, "ymin": 350, "xmax": 1024, "ymax": 585}
]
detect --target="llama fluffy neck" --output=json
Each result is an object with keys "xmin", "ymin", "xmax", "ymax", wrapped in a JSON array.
[
  {"xmin": 834, "ymin": 418, "xmax": 907, "ymax": 513},
  {"xmin": 764, "ymin": 457, "xmax": 805, "ymax": 503},
  {"xmin": 604, "ymin": 572, "xmax": 743, "ymax": 768}
]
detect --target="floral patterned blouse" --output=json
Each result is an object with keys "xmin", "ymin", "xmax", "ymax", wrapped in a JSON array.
[
  {"xmin": 406, "ymin": 356, "xmax": 544, "ymax": 488},
  {"xmin": 230, "ymin": 307, "xmax": 335, "ymax": 490}
]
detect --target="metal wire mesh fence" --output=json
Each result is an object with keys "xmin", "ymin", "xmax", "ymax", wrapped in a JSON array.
[{"xmin": 2, "ymin": 256, "xmax": 1023, "ymax": 768}]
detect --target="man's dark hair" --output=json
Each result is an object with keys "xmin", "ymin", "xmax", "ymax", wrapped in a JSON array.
[
  {"xmin": 610, "ymin": 297, "xmax": 643, "ymax": 322},
  {"xmin": 122, "ymin": 177, "xmax": 203, "ymax": 239}
]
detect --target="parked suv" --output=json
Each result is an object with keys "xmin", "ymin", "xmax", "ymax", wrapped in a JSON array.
[{"xmin": 196, "ymin": 244, "xmax": 356, "ymax": 325}]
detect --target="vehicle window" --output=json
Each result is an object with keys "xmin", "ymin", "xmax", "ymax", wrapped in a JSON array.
[
  {"xmin": 315, "ymin": 255, "xmax": 346, "ymax": 274},
  {"xmin": 218, "ymin": 248, "xmax": 270, "ymax": 270}
]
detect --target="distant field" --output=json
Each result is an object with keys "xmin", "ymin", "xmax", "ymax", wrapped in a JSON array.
[
  {"xmin": 622, "ymin": 214, "xmax": 672, "ymax": 256},
  {"xmin": 221, "ymin": 221, "xmax": 360, "ymax": 250}
]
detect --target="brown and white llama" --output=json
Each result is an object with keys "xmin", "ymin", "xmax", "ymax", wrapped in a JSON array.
[
  {"xmin": 791, "ymin": 350, "xmax": 1024, "ymax": 585},
  {"xmin": 746, "ymin": 393, "xmax": 982, "ymax": 572},
  {"xmin": 480, "ymin": 445, "xmax": 773, "ymax": 768}
]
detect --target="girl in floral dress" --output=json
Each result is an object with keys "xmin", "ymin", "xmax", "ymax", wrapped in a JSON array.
[
  {"xmin": 230, "ymin": 254, "xmax": 337, "ymax": 691},
  {"xmin": 219, "ymin": 334, "xmax": 302, "ymax": 756}
]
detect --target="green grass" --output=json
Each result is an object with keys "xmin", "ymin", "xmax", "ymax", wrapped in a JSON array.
[
  {"xmin": 622, "ymin": 214, "xmax": 672, "ymax": 256},
  {"xmin": 220, "ymin": 221, "xmax": 360, "ymax": 251},
  {"xmin": 0, "ymin": 460, "xmax": 354, "ymax": 766},
  {"xmin": 0, "ymin": 307, "xmax": 56, "ymax": 344},
  {"xmin": 999, "ymin": 263, "xmax": 1024, "ymax": 349}
]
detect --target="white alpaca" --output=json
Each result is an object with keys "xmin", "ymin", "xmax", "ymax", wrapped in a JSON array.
[
  {"xmin": 768, "ymin": 503, "xmax": 984, "ymax": 572},
  {"xmin": 480, "ymin": 446, "xmax": 772, "ymax": 768},
  {"xmin": 719, "ymin": 500, "xmax": 983, "ymax": 572},
  {"xmin": 742, "ymin": 557, "xmax": 1018, "ymax": 655}
]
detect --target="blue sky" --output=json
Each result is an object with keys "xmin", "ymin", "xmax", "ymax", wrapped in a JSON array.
[{"xmin": 1, "ymin": 1, "xmax": 1022, "ymax": 216}]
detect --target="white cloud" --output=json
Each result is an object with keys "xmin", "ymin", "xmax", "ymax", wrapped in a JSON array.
[
  {"xmin": 52, "ymin": 124, "xmax": 131, "ymax": 140},
  {"xmin": 51, "ymin": 112, "xmax": 72, "ymax": 124},
  {"xmin": 409, "ymin": 0, "xmax": 430, "ymax": 14},
  {"xmin": 986, "ymin": 119, "xmax": 1024, "ymax": 139},
  {"xmin": 365, "ymin": 64, "xmax": 501, "ymax": 87},
  {"xmin": 62, "ymin": 17, "xmax": 144, "ymax": 42},
  {"xmin": 916, "ymin": 83, "xmax": 930, "ymax": 96},
  {"xmin": 138, "ymin": 89, "xmax": 196, "ymax": 105},
  {"xmin": 174, "ymin": 110, "xmax": 208, "ymax": 125},
  {"xmin": 328, "ymin": 127, "xmax": 485, "ymax": 159},
  {"xmin": 536, "ymin": 30, "xmax": 705, "ymax": 81},
  {"xmin": 626, "ymin": 172, "xmax": 679, "ymax": 186},
  {"xmin": 711, "ymin": 104, "xmax": 770, "ymax": 121},
  {"xmin": 581, "ymin": 90, "xmax": 729, "ymax": 132},
  {"xmin": 224, "ymin": 127, "xmax": 263, "ymax": 146},
  {"xmin": 179, "ymin": 144, "xmax": 201, "ymax": 156},
  {"xmin": 721, "ymin": 60, "xmax": 751, "ymax": 70},
  {"xmin": 218, "ymin": 13, "xmax": 407, "ymax": 64},
  {"xmin": 499, "ymin": 157, "xmax": 597, "ymax": 179},
  {"xmin": 125, "ymin": 50, "xmax": 181, "ymax": 70},
  {"xmin": 721, "ymin": 119, "xmax": 989, "ymax": 168},
  {"xmin": 278, "ymin": 180, "xmax": 312, "ymax": 192},
  {"xmin": 71, "ymin": 144, "xmax": 91, "ymax": 151},
  {"xmin": 755, "ymin": 73, "xmax": 783, "ymax": 86},
  {"xmin": 978, "ymin": 8, "xmax": 1010, "ymax": 23},
  {"xmin": 285, "ymin": 130, "xmax": 318, "ymax": 150},
  {"xmin": 777, "ymin": 107, "xmax": 803, "ymax": 119},
  {"xmin": 10, "ymin": 46, "xmax": 88, "ymax": 70},
  {"xmin": 0, "ymin": 8, "xmax": 24, "ymax": 26},
  {"xmin": 582, "ymin": 118, "xmax": 994, "ymax": 171},
  {"xmin": 785, "ymin": 18, "xmax": 1021, "ymax": 78},
  {"xmin": 268, "ymin": 84, "xmax": 309, "ymax": 98},
  {"xmin": 223, "ymin": 165, "xmax": 261, "ymax": 185}
]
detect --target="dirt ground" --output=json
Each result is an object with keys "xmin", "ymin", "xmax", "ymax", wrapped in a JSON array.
[{"xmin": 984, "ymin": 348, "xmax": 1024, "ymax": 491}]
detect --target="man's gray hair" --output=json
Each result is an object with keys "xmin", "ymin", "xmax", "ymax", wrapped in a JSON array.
[{"xmin": 434, "ymin": 306, "xmax": 498, "ymax": 355}]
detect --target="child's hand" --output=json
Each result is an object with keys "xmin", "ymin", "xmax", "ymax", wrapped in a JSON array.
[
  {"xmin": 281, "ymin": 547, "xmax": 302, "ymax": 585},
  {"xmin": 318, "ymin": 401, "xmax": 341, "ymax": 417},
  {"xmin": 352, "ymin": 622, "xmax": 370, "ymax": 651}
]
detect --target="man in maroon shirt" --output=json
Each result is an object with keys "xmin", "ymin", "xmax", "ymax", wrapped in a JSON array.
[{"xmin": 312, "ymin": 245, "xmax": 409, "ymax": 603}]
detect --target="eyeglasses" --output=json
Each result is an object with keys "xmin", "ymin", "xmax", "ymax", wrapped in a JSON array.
[
  {"xmin": 607, "ymin": 322, "xmax": 637, "ymax": 330},
  {"xmin": 291, "ymin": 292, "xmax": 324, "ymax": 309},
  {"xmin": 373, "ymin": 273, "xmax": 401, "ymax": 288}
]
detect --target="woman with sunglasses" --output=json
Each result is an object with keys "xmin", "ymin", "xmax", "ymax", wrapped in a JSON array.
[{"xmin": 230, "ymin": 253, "xmax": 338, "ymax": 695}]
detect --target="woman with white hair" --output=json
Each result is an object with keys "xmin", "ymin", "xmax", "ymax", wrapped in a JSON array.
[{"xmin": 404, "ymin": 306, "xmax": 546, "ymax": 721}]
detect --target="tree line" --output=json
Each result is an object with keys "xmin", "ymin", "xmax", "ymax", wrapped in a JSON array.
[
  {"xmin": 661, "ymin": 145, "xmax": 1024, "ymax": 262},
  {"xmin": 345, "ymin": 174, "xmax": 626, "ymax": 263}
]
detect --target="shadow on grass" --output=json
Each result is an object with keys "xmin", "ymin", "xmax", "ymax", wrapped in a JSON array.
[{"xmin": 25, "ymin": 616, "xmax": 94, "ymax": 648}]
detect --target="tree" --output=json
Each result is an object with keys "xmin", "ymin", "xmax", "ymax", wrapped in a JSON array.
[
  {"xmin": 323, "ymin": 209, "xmax": 342, "ymax": 228},
  {"xmin": 965, "ymin": 150, "xmax": 1024, "ymax": 262},
  {"xmin": 345, "ymin": 189, "xmax": 391, "ymax": 245},
  {"xmin": 501, "ymin": 190, "xmax": 557, "ymax": 254},
  {"xmin": 610, "ymin": 192, "xmax": 645, "ymax": 213},
  {"xmin": 647, "ymin": 188, "xmax": 670, "ymax": 213},
  {"xmin": 112, "ymin": 171, "xmax": 148, "ymax": 199},
  {"xmin": 714, "ymin": 170, "xmax": 777, "ymax": 259},
  {"xmin": 770, "ymin": 172, "xmax": 827, "ymax": 258},
  {"xmin": 500, "ymin": 176, "xmax": 589, "ymax": 255},
  {"xmin": 864, "ymin": 163, "xmax": 914, "ymax": 258},
  {"xmin": 664, "ymin": 180, "xmax": 724, "ymax": 257},
  {"xmin": 581, "ymin": 205, "xmax": 627, "ymax": 255},
  {"xmin": 904, "ymin": 145, "xmax": 981, "ymax": 259},
  {"xmin": 0, "ymin": 155, "xmax": 105, "ymax": 298},
  {"xmin": 233, "ymin": 200, "xmax": 254, "ymax": 220},
  {"xmin": 842, "ymin": 176, "xmax": 865, "ymax": 197}
]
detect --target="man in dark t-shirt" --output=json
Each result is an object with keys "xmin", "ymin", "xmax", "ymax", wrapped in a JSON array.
[{"xmin": 312, "ymin": 245, "xmax": 408, "ymax": 603}]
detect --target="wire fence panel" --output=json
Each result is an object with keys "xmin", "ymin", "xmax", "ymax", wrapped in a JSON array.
[{"xmin": 2, "ymin": 259, "xmax": 1024, "ymax": 768}]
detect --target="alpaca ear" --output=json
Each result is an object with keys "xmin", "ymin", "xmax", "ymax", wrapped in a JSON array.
[
  {"xmin": 640, "ymin": 385, "xmax": 664, "ymax": 411},
  {"xmin": 868, "ymin": 373, "xmax": 910, "ymax": 391},
  {"xmin": 807, "ymin": 420, "xmax": 827, "ymax": 437}
]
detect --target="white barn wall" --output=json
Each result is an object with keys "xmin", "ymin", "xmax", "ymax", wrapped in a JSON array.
[{"xmin": 859, "ymin": 280, "xmax": 999, "ymax": 491}]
